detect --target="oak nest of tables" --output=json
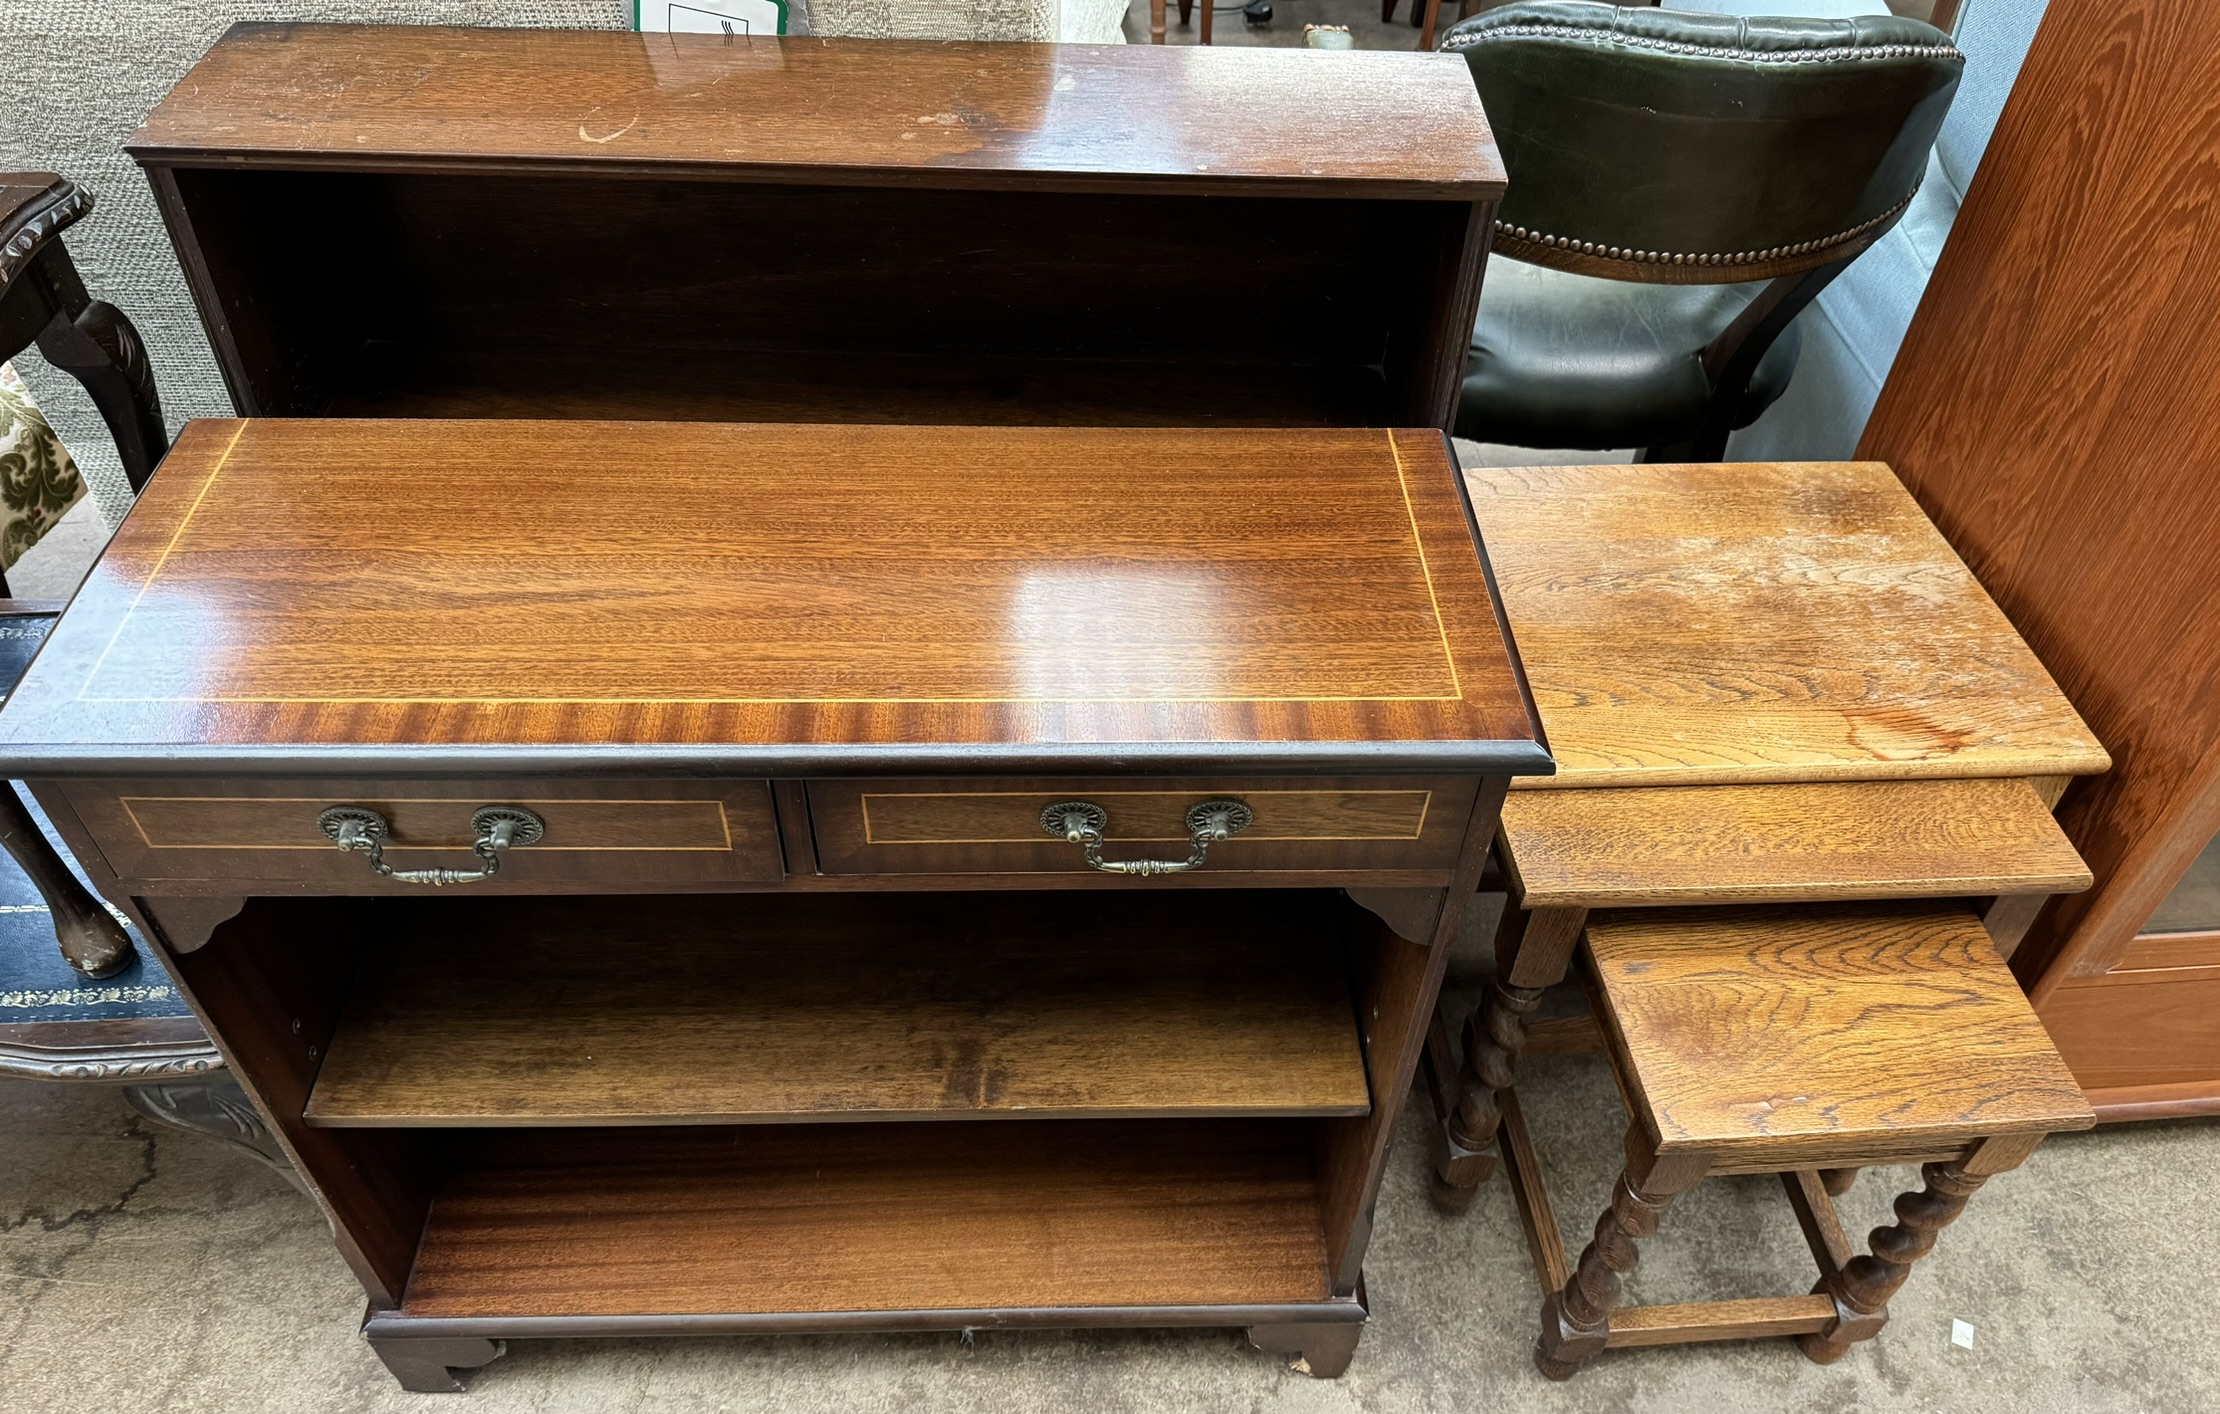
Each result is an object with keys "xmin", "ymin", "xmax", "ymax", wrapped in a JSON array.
[{"xmin": 1421, "ymin": 460, "xmax": 2106, "ymax": 1375}]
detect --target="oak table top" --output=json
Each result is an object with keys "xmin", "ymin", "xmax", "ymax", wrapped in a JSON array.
[
  {"xmin": 0, "ymin": 419, "xmax": 1547, "ymax": 777},
  {"xmin": 1466, "ymin": 461, "xmax": 2108, "ymax": 792}
]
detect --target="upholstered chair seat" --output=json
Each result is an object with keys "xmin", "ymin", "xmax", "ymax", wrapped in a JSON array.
[
  {"xmin": 1441, "ymin": 2, "xmax": 1962, "ymax": 458},
  {"xmin": 1465, "ymin": 259, "xmax": 1801, "ymax": 450}
]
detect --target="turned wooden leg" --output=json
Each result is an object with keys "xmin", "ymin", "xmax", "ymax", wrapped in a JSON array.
[
  {"xmin": 1151, "ymin": 0, "xmax": 1166, "ymax": 41},
  {"xmin": 1433, "ymin": 980, "xmax": 1540, "ymax": 1197},
  {"xmin": 1248, "ymin": 1321, "xmax": 1362, "ymax": 1378},
  {"xmin": 1799, "ymin": 1152, "xmax": 1998, "ymax": 1364},
  {"xmin": 1537, "ymin": 1128, "xmax": 1709, "ymax": 1380},
  {"xmin": 367, "ymin": 1334, "xmax": 506, "ymax": 1393},
  {"xmin": 1431, "ymin": 903, "xmax": 1585, "ymax": 1212},
  {"xmin": 1820, "ymin": 1167, "xmax": 1860, "ymax": 1197},
  {"xmin": 0, "ymin": 782, "xmax": 132, "ymax": 978}
]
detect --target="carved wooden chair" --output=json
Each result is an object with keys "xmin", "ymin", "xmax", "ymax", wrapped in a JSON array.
[
  {"xmin": 1, "ymin": 173, "xmax": 167, "ymax": 505},
  {"xmin": 0, "ymin": 175, "xmax": 281, "ymax": 1170},
  {"xmin": 0, "ymin": 171, "xmax": 170, "ymax": 979}
]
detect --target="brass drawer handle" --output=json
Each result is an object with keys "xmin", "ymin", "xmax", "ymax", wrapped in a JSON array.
[
  {"xmin": 317, "ymin": 805, "xmax": 546, "ymax": 886},
  {"xmin": 1039, "ymin": 798, "xmax": 1253, "ymax": 876}
]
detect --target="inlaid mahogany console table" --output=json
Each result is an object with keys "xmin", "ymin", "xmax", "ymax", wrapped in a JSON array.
[{"xmin": 0, "ymin": 419, "xmax": 1548, "ymax": 1390}]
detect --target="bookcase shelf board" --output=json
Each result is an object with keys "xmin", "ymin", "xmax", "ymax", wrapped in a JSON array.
[{"xmin": 305, "ymin": 891, "xmax": 1372, "ymax": 1128}]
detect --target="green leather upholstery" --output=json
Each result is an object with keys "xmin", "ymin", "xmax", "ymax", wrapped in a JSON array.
[
  {"xmin": 1443, "ymin": 2, "xmax": 1962, "ymax": 453},
  {"xmin": 1467, "ymin": 259, "xmax": 1801, "ymax": 449}
]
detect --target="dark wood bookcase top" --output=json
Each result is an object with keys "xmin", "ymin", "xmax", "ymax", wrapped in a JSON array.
[{"xmin": 132, "ymin": 26, "xmax": 1505, "ymax": 430}]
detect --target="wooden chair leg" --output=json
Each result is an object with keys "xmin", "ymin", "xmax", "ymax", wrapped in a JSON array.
[
  {"xmin": 28, "ymin": 244, "xmax": 169, "ymax": 494},
  {"xmin": 1420, "ymin": 0, "xmax": 1444, "ymax": 47},
  {"xmin": 1151, "ymin": 0, "xmax": 1167, "ymax": 41},
  {"xmin": 1200, "ymin": 0, "xmax": 1212, "ymax": 44},
  {"xmin": 1178, "ymin": 0, "xmax": 1192, "ymax": 23},
  {"xmin": 0, "ymin": 781, "xmax": 132, "ymax": 978},
  {"xmin": 1381, "ymin": 0, "xmax": 1398, "ymax": 21},
  {"xmin": 1537, "ymin": 1127, "xmax": 1709, "ymax": 1379}
]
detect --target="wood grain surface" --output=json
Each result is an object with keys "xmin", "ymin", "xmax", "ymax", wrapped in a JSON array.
[
  {"xmin": 1586, "ymin": 902, "xmax": 2093, "ymax": 1162},
  {"xmin": 158, "ymin": 168, "xmax": 1483, "ymax": 430},
  {"xmin": 1853, "ymin": 0, "xmax": 2220, "ymax": 1024},
  {"xmin": 161, "ymin": 896, "xmax": 432, "ymax": 1304},
  {"xmin": 1466, "ymin": 461, "xmax": 2106, "ymax": 790},
  {"xmin": 399, "ymin": 1121, "xmax": 1331, "ymax": 1318},
  {"xmin": 1500, "ymin": 777, "xmax": 2091, "ymax": 908},
  {"xmin": 2040, "ymin": 927, "xmax": 2220, "ymax": 1093},
  {"xmin": 809, "ymin": 775, "xmax": 1474, "ymax": 876},
  {"xmin": 132, "ymin": 26, "xmax": 1505, "ymax": 198},
  {"xmin": 303, "ymin": 892, "xmax": 1369, "ymax": 1126},
  {"xmin": 0, "ymin": 420, "xmax": 1543, "ymax": 775},
  {"xmin": 63, "ymin": 776, "xmax": 782, "ymax": 886}
]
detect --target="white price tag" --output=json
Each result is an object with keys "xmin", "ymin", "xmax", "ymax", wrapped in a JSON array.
[{"xmin": 636, "ymin": 0, "xmax": 794, "ymax": 37}]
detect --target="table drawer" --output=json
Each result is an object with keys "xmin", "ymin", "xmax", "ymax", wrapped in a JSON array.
[
  {"xmin": 808, "ymin": 777, "xmax": 1478, "ymax": 877},
  {"xmin": 62, "ymin": 779, "xmax": 783, "ymax": 888}
]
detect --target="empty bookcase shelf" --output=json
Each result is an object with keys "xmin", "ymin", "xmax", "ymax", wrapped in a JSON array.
[
  {"xmin": 305, "ymin": 891, "xmax": 1372, "ymax": 1127},
  {"xmin": 397, "ymin": 1121, "xmax": 1335, "ymax": 1320}
]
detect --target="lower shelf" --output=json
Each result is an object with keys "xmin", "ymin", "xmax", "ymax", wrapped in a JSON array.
[{"xmin": 399, "ymin": 1121, "xmax": 1334, "ymax": 1320}]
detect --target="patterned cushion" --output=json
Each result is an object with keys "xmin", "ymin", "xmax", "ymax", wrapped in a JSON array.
[{"xmin": 0, "ymin": 362, "xmax": 87, "ymax": 571}]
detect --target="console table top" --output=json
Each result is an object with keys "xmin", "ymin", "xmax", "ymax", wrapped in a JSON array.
[
  {"xmin": 0, "ymin": 419, "xmax": 1546, "ymax": 776},
  {"xmin": 131, "ymin": 25, "xmax": 1506, "ymax": 198}
]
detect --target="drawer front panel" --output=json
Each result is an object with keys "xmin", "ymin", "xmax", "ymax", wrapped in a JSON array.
[
  {"xmin": 66, "ymin": 779, "xmax": 783, "ymax": 887},
  {"xmin": 809, "ymin": 777, "xmax": 1478, "ymax": 877}
]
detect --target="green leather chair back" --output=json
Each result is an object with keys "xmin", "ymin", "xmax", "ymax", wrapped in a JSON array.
[{"xmin": 1442, "ymin": 2, "xmax": 1964, "ymax": 284}]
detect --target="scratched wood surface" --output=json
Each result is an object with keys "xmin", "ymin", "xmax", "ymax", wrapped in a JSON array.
[
  {"xmin": 0, "ymin": 420, "xmax": 1542, "ymax": 772},
  {"xmin": 304, "ymin": 892, "xmax": 1370, "ymax": 1126},
  {"xmin": 1500, "ymin": 777, "xmax": 2091, "ymax": 909},
  {"xmin": 1587, "ymin": 902, "xmax": 2095, "ymax": 1160},
  {"xmin": 131, "ymin": 25, "xmax": 1505, "ymax": 197},
  {"xmin": 1467, "ymin": 461, "xmax": 2107, "ymax": 790}
]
